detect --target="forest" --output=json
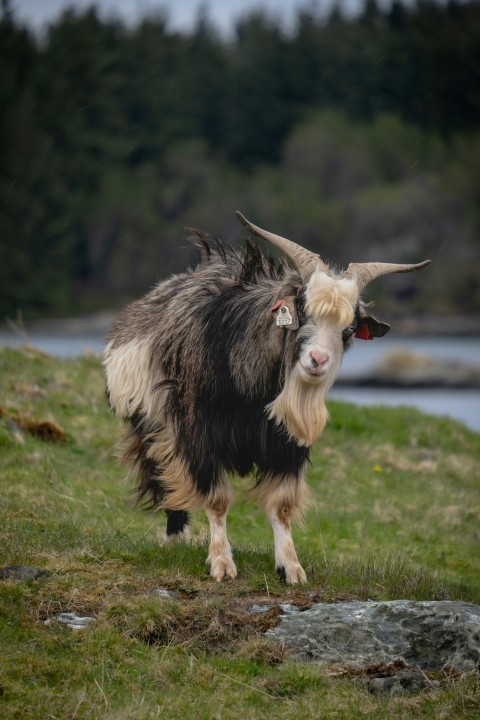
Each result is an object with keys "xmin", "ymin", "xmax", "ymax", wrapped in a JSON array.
[{"xmin": 1, "ymin": 0, "xmax": 479, "ymax": 321}]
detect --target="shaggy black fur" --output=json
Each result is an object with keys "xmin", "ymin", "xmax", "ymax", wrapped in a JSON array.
[{"xmin": 110, "ymin": 236, "xmax": 316, "ymax": 525}]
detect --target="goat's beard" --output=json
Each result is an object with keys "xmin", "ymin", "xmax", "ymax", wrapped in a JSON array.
[{"xmin": 266, "ymin": 365, "xmax": 332, "ymax": 447}]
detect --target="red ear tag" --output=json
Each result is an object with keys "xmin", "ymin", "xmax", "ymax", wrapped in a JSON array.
[
  {"xmin": 270, "ymin": 299, "xmax": 285, "ymax": 312},
  {"xmin": 355, "ymin": 325, "xmax": 373, "ymax": 340}
]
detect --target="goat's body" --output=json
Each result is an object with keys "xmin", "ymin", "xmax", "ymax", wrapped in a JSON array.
[
  {"xmin": 106, "ymin": 240, "xmax": 309, "ymax": 501},
  {"xmin": 105, "ymin": 240, "xmax": 312, "ymax": 581},
  {"xmin": 105, "ymin": 220, "xmax": 430, "ymax": 584}
]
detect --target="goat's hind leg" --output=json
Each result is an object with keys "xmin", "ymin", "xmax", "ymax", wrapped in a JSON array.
[
  {"xmin": 165, "ymin": 510, "xmax": 191, "ymax": 542},
  {"xmin": 129, "ymin": 422, "xmax": 191, "ymax": 543}
]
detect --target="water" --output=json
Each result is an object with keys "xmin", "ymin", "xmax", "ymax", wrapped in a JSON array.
[
  {"xmin": 1, "ymin": 329, "xmax": 479, "ymax": 433},
  {"xmin": 333, "ymin": 336, "xmax": 480, "ymax": 431},
  {"xmin": 0, "ymin": 333, "xmax": 106, "ymax": 358},
  {"xmin": 329, "ymin": 386, "xmax": 480, "ymax": 431},
  {"xmin": 339, "ymin": 335, "xmax": 480, "ymax": 375}
]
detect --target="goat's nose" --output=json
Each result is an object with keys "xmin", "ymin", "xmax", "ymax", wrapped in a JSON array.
[{"xmin": 309, "ymin": 350, "xmax": 329, "ymax": 371}]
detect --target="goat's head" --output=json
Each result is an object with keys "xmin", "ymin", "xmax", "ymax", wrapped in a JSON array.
[{"xmin": 236, "ymin": 211, "xmax": 430, "ymax": 445}]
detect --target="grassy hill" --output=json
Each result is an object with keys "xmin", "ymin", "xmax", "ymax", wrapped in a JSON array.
[{"xmin": 1, "ymin": 347, "xmax": 479, "ymax": 719}]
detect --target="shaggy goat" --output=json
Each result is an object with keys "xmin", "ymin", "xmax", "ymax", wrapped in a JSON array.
[{"xmin": 104, "ymin": 212, "xmax": 430, "ymax": 584}]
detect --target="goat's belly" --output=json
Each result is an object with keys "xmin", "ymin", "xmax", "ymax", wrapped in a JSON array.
[{"xmin": 178, "ymin": 409, "xmax": 310, "ymax": 482}]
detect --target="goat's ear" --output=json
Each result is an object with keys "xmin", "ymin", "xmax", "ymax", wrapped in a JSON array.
[
  {"xmin": 270, "ymin": 296, "xmax": 299, "ymax": 331},
  {"xmin": 355, "ymin": 314, "xmax": 390, "ymax": 340}
]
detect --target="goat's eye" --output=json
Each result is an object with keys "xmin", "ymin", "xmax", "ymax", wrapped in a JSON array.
[{"xmin": 342, "ymin": 324, "xmax": 356, "ymax": 344}]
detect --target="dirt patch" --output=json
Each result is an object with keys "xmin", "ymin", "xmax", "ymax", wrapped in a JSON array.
[
  {"xmin": 122, "ymin": 602, "xmax": 282, "ymax": 652},
  {"xmin": 1, "ymin": 406, "xmax": 67, "ymax": 443},
  {"xmin": 328, "ymin": 660, "xmax": 475, "ymax": 695},
  {"xmin": 330, "ymin": 658, "xmax": 409, "ymax": 678}
]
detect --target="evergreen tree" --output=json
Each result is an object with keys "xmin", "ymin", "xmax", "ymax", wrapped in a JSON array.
[{"xmin": 1, "ymin": 0, "xmax": 479, "ymax": 319}]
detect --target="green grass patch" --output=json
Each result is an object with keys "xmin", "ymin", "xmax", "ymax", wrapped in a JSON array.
[{"xmin": 1, "ymin": 346, "xmax": 479, "ymax": 719}]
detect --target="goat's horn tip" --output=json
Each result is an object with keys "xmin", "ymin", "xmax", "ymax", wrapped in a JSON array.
[{"xmin": 236, "ymin": 211, "xmax": 254, "ymax": 232}]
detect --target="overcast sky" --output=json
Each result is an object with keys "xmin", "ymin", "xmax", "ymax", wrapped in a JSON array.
[{"xmin": 11, "ymin": 0, "xmax": 362, "ymax": 34}]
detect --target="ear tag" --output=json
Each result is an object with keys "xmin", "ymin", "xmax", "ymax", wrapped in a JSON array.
[
  {"xmin": 276, "ymin": 305, "xmax": 293, "ymax": 327},
  {"xmin": 270, "ymin": 298, "xmax": 299, "ymax": 330}
]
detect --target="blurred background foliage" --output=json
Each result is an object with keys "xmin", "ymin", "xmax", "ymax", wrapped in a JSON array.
[{"xmin": 1, "ymin": 0, "xmax": 479, "ymax": 320}]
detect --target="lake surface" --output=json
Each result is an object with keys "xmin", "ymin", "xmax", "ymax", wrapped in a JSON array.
[{"xmin": 1, "ymin": 330, "xmax": 479, "ymax": 433}]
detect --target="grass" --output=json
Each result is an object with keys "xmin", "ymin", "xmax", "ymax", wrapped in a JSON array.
[{"xmin": 0, "ymin": 346, "xmax": 479, "ymax": 719}]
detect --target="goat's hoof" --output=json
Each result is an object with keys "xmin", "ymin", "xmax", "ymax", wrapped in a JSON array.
[
  {"xmin": 208, "ymin": 555, "xmax": 237, "ymax": 582},
  {"xmin": 276, "ymin": 563, "xmax": 307, "ymax": 585}
]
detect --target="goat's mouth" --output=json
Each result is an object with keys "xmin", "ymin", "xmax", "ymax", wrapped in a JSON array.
[{"xmin": 298, "ymin": 362, "xmax": 329, "ymax": 384}]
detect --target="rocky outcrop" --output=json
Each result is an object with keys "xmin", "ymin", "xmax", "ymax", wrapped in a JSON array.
[
  {"xmin": 339, "ymin": 350, "xmax": 480, "ymax": 388},
  {"xmin": 265, "ymin": 600, "xmax": 480, "ymax": 691}
]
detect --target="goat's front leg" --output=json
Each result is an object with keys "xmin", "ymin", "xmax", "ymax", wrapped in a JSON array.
[
  {"xmin": 269, "ymin": 505, "xmax": 307, "ymax": 584},
  {"xmin": 256, "ymin": 474, "xmax": 309, "ymax": 584},
  {"xmin": 205, "ymin": 486, "xmax": 236, "ymax": 581}
]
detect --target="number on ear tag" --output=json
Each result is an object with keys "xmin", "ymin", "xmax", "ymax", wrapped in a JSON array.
[
  {"xmin": 270, "ymin": 297, "xmax": 299, "ymax": 330},
  {"xmin": 276, "ymin": 305, "xmax": 293, "ymax": 327}
]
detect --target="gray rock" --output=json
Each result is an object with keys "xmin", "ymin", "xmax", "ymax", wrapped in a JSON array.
[
  {"xmin": 149, "ymin": 587, "xmax": 176, "ymax": 599},
  {"xmin": 0, "ymin": 565, "xmax": 48, "ymax": 581},
  {"xmin": 266, "ymin": 600, "xmax": 480, "ymax": 672},
  {"xmin": 248, "ymin": 603, "xmax": 301, "ymax": 615},
  {"xmin": 248, "ymin": 604, "xmax": 271, "ymax": 614},
  {"xmin": 44, "ymin": 612, "xmax": 95, "ymax": 630},
  {"xmin": 279, "ymin": 603, "xmax": 301, "ymax": 615}
]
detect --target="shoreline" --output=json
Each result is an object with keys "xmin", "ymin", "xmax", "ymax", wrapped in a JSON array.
[{"xmin": 1, "ymin": 312, "xmax": 480, "ymax": 338}]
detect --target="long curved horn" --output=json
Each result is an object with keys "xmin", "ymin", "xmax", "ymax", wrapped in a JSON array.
[
  {"xmin": 344, "ymin": 260, "xmax": 431, "ymax": 292},
  {"xmin": 236, "ymin": 211, "xmax": 329, "ymax": 281}
]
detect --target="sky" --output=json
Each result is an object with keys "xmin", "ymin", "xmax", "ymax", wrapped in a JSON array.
[{"xmin": 11, "ymin": 0, "xmax": 361, "ymax": 35}]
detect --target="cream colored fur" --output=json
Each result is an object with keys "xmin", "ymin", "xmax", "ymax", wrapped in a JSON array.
[
  {"xmin": 104, "ymin": 338, "xmax": 167, "ymax": 419},
  {"xmin": 206, "ymin": 506, "xmax": 237, "ymax": 581},
  {"xmin": 305, "ymin": 271, "xmax": 357, "ymax": 328},
  {"xmin": 253, "ymin": 472, "xmax": 310, "ymax": 526},
  {"xmin": 269, "ymin": 510, "xmax": 307, "ymax": 584},
  {"xmin": 267, "ymin": 368, "xmax": 329, "ymax": 446}
]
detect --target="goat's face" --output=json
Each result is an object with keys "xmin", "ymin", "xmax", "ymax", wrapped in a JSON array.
[
  {"xmin": 296, "ymin": 271, "xmax": 358, "ymax": 386},
  {"xmin": 267, "ymin": 273, "xmax": 359, "ymax": 447},
  {"xmin": 269, "ymin": 271, "xmax": 400, "ymax": 446}
]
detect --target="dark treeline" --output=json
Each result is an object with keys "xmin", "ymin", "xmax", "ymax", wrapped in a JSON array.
[{"xmin": 1, "ymin": 0, "xmax": 480, "ymax": 320}]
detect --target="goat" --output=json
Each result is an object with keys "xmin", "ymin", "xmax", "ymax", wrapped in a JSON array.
[{"xmin": 104, "ymin": 211, "xmax": 430, "ymax": 584}]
